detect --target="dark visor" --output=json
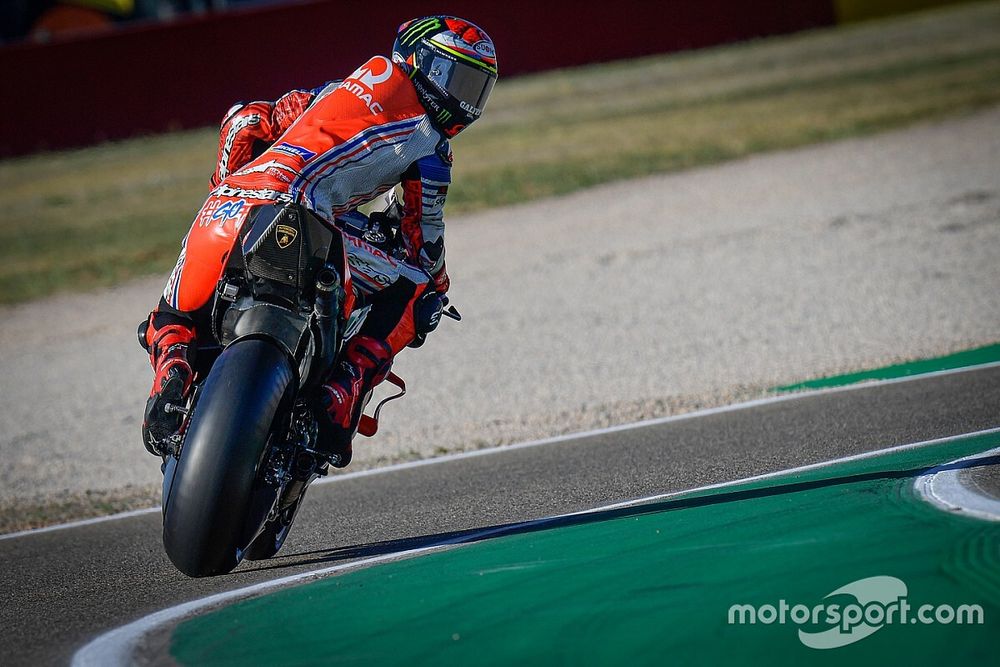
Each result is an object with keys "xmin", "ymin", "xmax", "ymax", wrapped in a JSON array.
[{"xmin": 425, "ymin": 55, "xmax": 496, "ymax": 114}]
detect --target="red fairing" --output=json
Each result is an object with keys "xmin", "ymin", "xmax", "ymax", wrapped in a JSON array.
[{"xmin": 209, "ymin": 90, "xmax": 314, "ymax": 188}]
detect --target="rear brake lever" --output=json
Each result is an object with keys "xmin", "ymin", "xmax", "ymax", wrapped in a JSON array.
[{"xmin": 443, "ymin": 305, "xmax": 462, "ymax": 322}]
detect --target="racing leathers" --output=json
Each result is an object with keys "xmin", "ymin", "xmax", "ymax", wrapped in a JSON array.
[{"xmin": 142, "ymin": 55, "xmax": 453, "ymax": 464}]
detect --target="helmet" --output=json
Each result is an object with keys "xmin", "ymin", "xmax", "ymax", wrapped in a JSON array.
[{"xmin": 392, "ymin": 16, "xmax": 498, "ymax": 137}]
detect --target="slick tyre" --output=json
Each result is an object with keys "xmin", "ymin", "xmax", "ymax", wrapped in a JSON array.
[{"xmin": 161, "ymin": 339, "xmax": 294, "ymax": 577}]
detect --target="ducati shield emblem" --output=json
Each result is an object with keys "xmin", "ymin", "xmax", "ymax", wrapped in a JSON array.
[{"xmin": 276, "ymin": 224, "xmax": 298, "ymax": 249}]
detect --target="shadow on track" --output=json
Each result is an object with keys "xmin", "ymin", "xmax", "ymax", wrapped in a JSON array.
[{"xmin": 245, "ymin": 454, "xmax": 1000, "ymax": 574}]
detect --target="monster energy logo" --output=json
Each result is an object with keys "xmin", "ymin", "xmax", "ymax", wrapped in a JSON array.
[
  {"xmin": 400, "ymin": 17, "xmax": 441, "ymax": 46},
  {"xmin": 437, "ymin": 109, "xmax": 452, "ymax": 123}
]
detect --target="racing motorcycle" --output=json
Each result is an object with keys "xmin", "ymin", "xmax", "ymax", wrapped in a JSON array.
[{"xmin": 138, "ymin": 201, "xmax": 457, "ymax": 577}]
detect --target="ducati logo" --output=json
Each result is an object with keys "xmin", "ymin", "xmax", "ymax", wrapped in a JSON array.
[
  {"xmin": 341, "ymin": 56, "xmax": 393, "ymax": 115},
  {"xmin": 275, "ymin": 224, "xmax": 297, "ymax": 249},
  {"xmin": 352, "ymin": 56, "xmax": 393, "ymax": 88}
]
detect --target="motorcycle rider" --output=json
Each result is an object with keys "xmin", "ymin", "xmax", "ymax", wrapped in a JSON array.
[{"xmin": 141, "ymin": 16, "xmax": 498, "ymax": 467}]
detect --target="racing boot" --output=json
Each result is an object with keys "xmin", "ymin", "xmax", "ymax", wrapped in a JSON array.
[
  {"xmin": 142, "ymin": 322, "xmax": 196, "ymax": 456},
  {"xmin": 316, "ymin": 335, "xmax": 393, "ymax": 468}
]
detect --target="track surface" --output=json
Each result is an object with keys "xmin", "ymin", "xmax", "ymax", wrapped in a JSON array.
[{"xmin": 2, "ymin": 365, "xmax": 999, "ymax": 666}]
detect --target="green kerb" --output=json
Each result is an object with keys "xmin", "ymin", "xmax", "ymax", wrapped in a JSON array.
[
  {"xmin": 171, "ymin": 431, "xmax": 1000, "ymax": 666},
  {"xmin": 772, "ymin": 342, "xmax": 1000, "ymax": 392}
]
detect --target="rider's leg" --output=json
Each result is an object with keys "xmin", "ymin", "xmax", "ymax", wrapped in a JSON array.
[
  {"xmin": 141, "ymin": 303, "xmax": 198, "ymax": 455},
  {"xmin": 141, "ymin": 194, "xmax": 254, "ymax": 454},
  {"xmin": 317, "ymin": 254, "xmax": 431, "ymax": 467}
]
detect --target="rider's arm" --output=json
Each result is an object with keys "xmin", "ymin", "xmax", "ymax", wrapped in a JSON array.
[
  {"xmin": 400, "ymin": 140, "xmax": 452, "ymax": 292},
  {"xmin": 209, "ymin": 85, "xmax": 331, "ymax": 188}
]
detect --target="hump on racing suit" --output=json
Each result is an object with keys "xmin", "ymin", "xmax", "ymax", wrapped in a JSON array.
[{"xmin": 207, "ymin": 56, "xmax": 452, "ymax": 294}]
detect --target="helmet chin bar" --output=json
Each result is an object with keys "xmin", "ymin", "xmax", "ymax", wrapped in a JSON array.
[
  {"xmin": 410, "ymin": 71, "xmax": 469, "ymax": 136},
  {"xmin": 391, "ymin": 15, "xmax": 497, "ymax": 137}
]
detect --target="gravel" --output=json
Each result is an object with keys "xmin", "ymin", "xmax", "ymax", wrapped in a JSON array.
[{"xmin": 1, "ymin": 106, "xmax": 998, "ymax": 506}]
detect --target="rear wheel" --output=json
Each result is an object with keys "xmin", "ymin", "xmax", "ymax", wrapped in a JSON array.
[
  {"xmin": 243, "ymin": 490, "xmax": 308, "ymax": 561},
  {"xmin": 161, "ymin": 339, "xmax": 295, "ymax": 577}
]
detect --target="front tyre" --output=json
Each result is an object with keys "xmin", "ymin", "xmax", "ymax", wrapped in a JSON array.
[{"xmin": 161, "ymin": 338, "xmax": 295, "ymax": 577}]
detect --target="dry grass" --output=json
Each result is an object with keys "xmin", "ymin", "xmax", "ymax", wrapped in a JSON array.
[
  {"xmin": 1, "ymin": 1, "xmax": 998, "ymax": 303},
  {"xmin": 0, "ymin": 485, "xmax": 161, "ymax": 534}
]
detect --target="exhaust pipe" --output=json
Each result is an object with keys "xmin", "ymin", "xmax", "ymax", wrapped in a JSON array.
[{"xmin": 308, "ymin": 267, "xmax": 341, "ymax": 390}]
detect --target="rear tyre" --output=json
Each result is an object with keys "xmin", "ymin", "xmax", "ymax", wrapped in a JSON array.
[{"xmin": 161, "ymin": 339, "xmax": 295, "ymax": 577}]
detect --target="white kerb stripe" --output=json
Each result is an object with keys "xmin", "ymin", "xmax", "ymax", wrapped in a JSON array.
[{"xmin": 914, "ymin": 446, "xmax": 1000, "ymax": 521}]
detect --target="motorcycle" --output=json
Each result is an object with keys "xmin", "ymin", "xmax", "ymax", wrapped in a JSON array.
[{"xmin": 138, "ymin": 201, "xmax": 457, "ymax": 577}]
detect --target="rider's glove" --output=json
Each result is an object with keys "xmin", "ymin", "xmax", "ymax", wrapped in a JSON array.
[
  {"xmin": 415, "ymin": 291, "xmax": 446, "ymax": 335},
  {"xmin": 409, "ymin": 291, "xmax": 447, "ymax": 348}
]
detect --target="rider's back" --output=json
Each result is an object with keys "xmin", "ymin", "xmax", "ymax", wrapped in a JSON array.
[{"xmin": 224, "ymin": 55, "xmax": 441, "ymax": 222}]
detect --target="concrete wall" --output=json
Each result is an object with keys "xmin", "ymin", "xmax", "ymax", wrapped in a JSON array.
[
  {"xmin": 2, "ymin": 0, "xmax": 976, "ymax": 156},
  {"xmin": 1, "ymin": 1, "xmax": 835, "ymax": 156}
]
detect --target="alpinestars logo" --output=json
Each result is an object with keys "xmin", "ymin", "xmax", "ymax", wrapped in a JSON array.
[
  {"xmin": 340, "ymin": 56, "xmax": 393, "ymax": 115},
  {"xmin": 218, "ymin": 113, "xmax": 261, "ymax": 179},
  {"xmin": 211, "ymin": 183, "xmax": 295, "ymax": 204}
]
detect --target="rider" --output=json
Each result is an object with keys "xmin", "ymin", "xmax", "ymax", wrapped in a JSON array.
[{"xmin": 141, "ymin": 16, "xmax": 498, "ymax": 467}]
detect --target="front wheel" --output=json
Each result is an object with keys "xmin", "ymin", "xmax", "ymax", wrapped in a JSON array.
[{"xmin": 161, "ymin": 338, "xmax": 295, "ymax": 577}]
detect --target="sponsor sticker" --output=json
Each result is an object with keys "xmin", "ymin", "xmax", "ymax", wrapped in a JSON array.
[
  {"xmin": 473, "ymin": 40, "xmax": 495, "ymax": 59},
  {"xmin": 273, "ymin": 142, "xmax": 318, "ymax": 161},
  {"xmin": 340, "ymin": 56, "xmax": 393, "ymax": 115},
  {"xmin": 212, "ymin": 199, "xmax": 246, "ymax": 221},
  {"xmin": 459, "ymin": 100, "xmax": 482, "ymax": 116},
  {"xmin": 211, "ymin": 184, "xmax": 296, "ymax": 204},
  {"xmin": 275, "ymin": 224, "xmax": 298, "ymax": 249},
  {"xmin": 348, "ymin": 254, "xmax": 393, "ymax": 287},
  {"xmin": 197, "ymin": 198, "xmax": 248, "ymax": 227}
]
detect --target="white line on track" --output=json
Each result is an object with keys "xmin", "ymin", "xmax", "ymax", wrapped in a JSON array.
[
  {"xmin": 73, "ymin": 424, "xmax": 1000, "ymax": 667},
  {"xmin": 4, "ymin": 358, "xmax": 1000, "ymax": 543},
  {"xmin": 915, "ymin": 446, "xmax": 1000, "ymax": 521},
  {"xmin": 0, "ymin": 507, "xmax": 161, "ymax": 541}
]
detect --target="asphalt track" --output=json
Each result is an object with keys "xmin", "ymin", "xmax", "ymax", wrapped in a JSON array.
[{"xmin": 3, "ymin": 365, "xmax": 999, "ymax": 666}]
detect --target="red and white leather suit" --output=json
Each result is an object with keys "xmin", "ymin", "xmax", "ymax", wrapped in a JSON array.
[{"xmin": 150, "ymin": 55, "xmax": 452, "ymax": 357}]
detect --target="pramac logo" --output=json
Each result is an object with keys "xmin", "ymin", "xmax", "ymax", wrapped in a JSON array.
[{"xmin": 340, "ymin": 56, "xmax": 393, "ymax": 115}]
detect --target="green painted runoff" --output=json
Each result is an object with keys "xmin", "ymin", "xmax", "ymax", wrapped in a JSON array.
[
  {"xmin": 172, "ymin": 431, "xmax": 1000, "ymax": 666},
  {"xmin": 773, "ymin": 343, "xmax": 1000, "ymax": 392}
]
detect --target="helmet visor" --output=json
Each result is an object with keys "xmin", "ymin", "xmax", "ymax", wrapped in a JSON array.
[{"xmin": 425, "ymin": 55, "xmax": 496, "ymax": 116}]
